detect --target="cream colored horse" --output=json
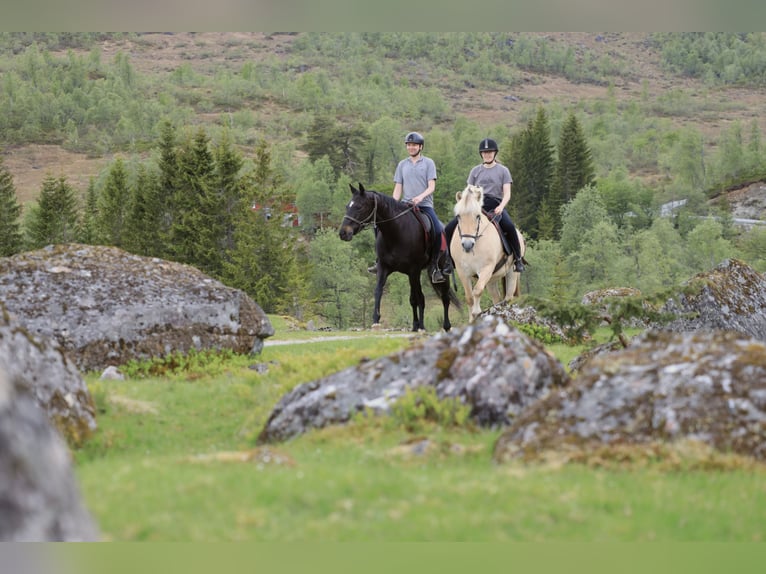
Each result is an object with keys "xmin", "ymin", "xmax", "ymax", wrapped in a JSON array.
[{"xmin": 450, "ymin": 185, "xmax": 526, "ymax": 321}]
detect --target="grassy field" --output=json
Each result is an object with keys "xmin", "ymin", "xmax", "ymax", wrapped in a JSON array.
[{"xmin": 72, "ymin": 316, "xmax": 766, "ymax": 542}]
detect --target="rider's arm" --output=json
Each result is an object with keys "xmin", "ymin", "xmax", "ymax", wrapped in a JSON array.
[
  {"xmin": 415, "ymin": 179, "xmax": 436, "ymax": 204},
  {"xmin": 392, "ymin": 182, "xmax": 403, "ymax": 201},
  {"xmin": 496, "ymin": 182, "xmax": 511, "ymax": 214}
]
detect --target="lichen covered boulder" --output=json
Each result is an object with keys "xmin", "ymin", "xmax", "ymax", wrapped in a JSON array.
[
  {"xmin": 494, "ymin": 330, "xmax": 766, "ymax": 463},
  {"xmin": 1, "ymin": 304, "xmax": 96, "ymax": 446},
  {"xmin": 0, "ymin": 244, "xmax": 274, "ymax": 372},
  {"xmin": 258, "ymin": 316, "xmax": 570, "ymax": 443},
  {"xmin": 659, "ymin": 258, "xmax": 766, "ymax": 342},
  {"xmin": 0, "ymin": 368, "xmax": 100, "ymax": 541}
]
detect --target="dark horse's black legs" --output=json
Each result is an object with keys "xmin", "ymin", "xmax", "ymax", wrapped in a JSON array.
[
  {"xmin": 408, "ymin": 273, "xmax": 426, "ymax": 331},
  {"xmin": 372, "ymin": 269, "xmax": 389, "ymax": 325},
  {"xmin": 373, "ymin": 266, "xmax": 455, "ymax": 332},
  {"xmin": 432, "ymin": 279, "xmax": 453, "ymax": 332}
]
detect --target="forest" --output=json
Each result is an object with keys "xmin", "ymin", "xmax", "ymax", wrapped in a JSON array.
[{"xmin": 1, "ymin": 32, "xmax": 766, "ymax": 329}]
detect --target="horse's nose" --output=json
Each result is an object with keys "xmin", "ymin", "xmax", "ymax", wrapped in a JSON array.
[
  {"xmin": 339, "ymin": 226, "xmax": 353, "ymax": 241},
  {"xmin": 461, "ymin": 239, "xmax": 475, "ymax": 252}
]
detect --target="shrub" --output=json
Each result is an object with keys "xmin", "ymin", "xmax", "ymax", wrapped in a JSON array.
[
  {"xmin": 121, "ymin": 348, "xmax": 236, "ymax": 379},
  {"xmin": 389, "ymin": 386, "xmax": 473, "ymax": 432}
]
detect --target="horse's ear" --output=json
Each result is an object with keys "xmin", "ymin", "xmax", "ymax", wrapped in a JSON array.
[
  {"xmin": 455, "ymin": 190, "xmax": 463, "ymax": 202},
  {"xmin": 358, "ymin": 182, "xmax": 366, "ymax": 194},
  {"xmin": 349, "ymin": 183, "xmax": 358, "ymax": 195}
]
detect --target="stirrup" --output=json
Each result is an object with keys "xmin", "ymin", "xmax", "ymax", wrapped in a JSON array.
[
  {"xmin": 431, "ymin": 268, "xmax": 446, "ymax": 284},
  {"xmin": 367, "ymin": 262, "xmax": 378, "ymax": 274}
]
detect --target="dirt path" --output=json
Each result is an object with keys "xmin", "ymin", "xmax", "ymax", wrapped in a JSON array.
[{"xmin": 263, "ymin": 332, "xmax": 417, "ymax": 347}]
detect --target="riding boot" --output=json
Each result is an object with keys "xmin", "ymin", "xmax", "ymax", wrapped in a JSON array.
[
  {"xmin": 429, "ymin": 253, "xmax": 446, "ymax": 283},
  {"xmin": 430, "ymin": 264, "xmax": 446, "ymax": 284},
  {"xmin": 513, "ymin": 252, "xmax": 525, "ymax": 272},
  {"xmin": 503, "ymin": 229, "xmax": 524, "ymax": 272},
  {"xmin": 441, "ymin": 249, "xmax": 453, "ymax": 276}
]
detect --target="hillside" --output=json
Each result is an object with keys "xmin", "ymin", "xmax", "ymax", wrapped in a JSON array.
[{"xmin": 2, "ymin": 32, "xmax": 766, "ymax": 217}]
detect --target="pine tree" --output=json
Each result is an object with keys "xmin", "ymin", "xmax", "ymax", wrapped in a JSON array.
[
  {"xmin": 506, "ymin": 107, "xmax": 555, "ymax": 240},
  {"xmin": 223, "ymin": 139, "xmax": 311, "ymax": 315},
  {"xmin": 0, "ymin": 159, "xmax": 23, "ymax": 256},
  {"xmin": 213, "ymin": 129, "xmax": 244, "ymax": 257},
  {"xmin": 77, "ymin": 177, "xmax": 100, "ymax": 244},
  {"xmin": 156, "ymin": 120, "xmax": 180, "ymax": 259},
  {"xmin": 27, "ymin": 175, "xmax": 80, "ymax": 249},
  {"xmin": 170, "ymin": 128, "xmax": 222, "ymax": 277},
  {"xmin": 549, "ymin": 111, "xmax": 595, "ymax": 237},
  {"xmin": 123, "ymin": 163, "xmax": 163, "ymax": 256},
  {"xmin": 96, "ymin": 157, "xmax": 130, "ymax": 247}
]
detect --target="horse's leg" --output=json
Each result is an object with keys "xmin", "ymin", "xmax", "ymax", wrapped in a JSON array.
[
  {"xmin": 506, "ymin": 270, "xmax": 520, "ymax": 301},
  {"xmin": 471, "ymin": 266, "xmax": 497, "ymax": 320},
  {"xmin": 408, "ymin": 273, "xmax": 425, "ymax": 331},
  {"xmin": 431, "ymin": 280, "xmax": 453, "ymax": 332},
  {"xmin": 487, "ymin": 276, "xmax": 503, "ymax": 305},
  {"xmin": 372, "ymin": 269, "xmax": 390, "ymax": 327},
  {"xmin": 456, "ymin": 271, "xmax": 475, "ymax": 318}
]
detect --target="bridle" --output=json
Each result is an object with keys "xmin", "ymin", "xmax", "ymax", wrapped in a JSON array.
[
  {"xmin": 343, "ymin": 193, "xmax": 416, "ymax": 231},
  {"xmin": 456, "ymin": 213, "xmax": 486, "ymax": 248}
]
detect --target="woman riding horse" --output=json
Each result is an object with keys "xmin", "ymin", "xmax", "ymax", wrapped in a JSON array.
[
  {"xmin": 450, "ymin": 185, "xmax": 526, "ymax": 321},
  {"xmin": 445, "ymin": 138, "xmax": 524, "ymax": 274}
]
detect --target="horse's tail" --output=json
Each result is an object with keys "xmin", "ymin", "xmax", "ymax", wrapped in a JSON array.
[{"xmin": 432, "ymin": 279, "xmax": 462, "ymax": 310}]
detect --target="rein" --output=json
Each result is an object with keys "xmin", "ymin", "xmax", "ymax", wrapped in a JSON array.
[{"xmin": 344, "ymin": 193, "xmax": 416, "ymax": 230}]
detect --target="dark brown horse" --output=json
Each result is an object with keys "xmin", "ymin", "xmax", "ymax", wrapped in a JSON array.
[{"xmin": 338, "ymin": 183, "xmax": 459, "ymax": 331}]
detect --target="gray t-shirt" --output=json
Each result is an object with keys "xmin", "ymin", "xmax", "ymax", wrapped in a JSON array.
[
  {"xmin": 467, "ymin": 163, "xmax": 512, "ymax": 201},
  {"xmin": 394, "ymin": 155, "xmax": 437, "ymax": 208}
]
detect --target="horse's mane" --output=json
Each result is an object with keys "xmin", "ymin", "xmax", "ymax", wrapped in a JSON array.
[
  {"xmin": 366, "ymin": 188, "xmax": 417, "ymax": 216},
  {"xmin": 454, "ymin": 185, "xmax": 483, "ymax": 218}
]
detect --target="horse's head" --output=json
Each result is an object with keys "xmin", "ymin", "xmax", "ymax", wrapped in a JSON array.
[
  {"xmin": 454, "ymin": 185, "xmax": 483, "ymax": 218},
  {"xmin": 453, "ymin": 185, "xmax": 484, "ymax": 251},
  {"xmin": 339, "ymin": 182, "xmax": 376, "ymax": 241}
]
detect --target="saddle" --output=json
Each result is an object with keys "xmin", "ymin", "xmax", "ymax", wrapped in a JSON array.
[
  {"xmin": 412, "ymin": 206, "xmax": 446, "ymax": 256},
  {"xmin": 482, "ymin": 209, "xmax": 512, "ymax": 256}
]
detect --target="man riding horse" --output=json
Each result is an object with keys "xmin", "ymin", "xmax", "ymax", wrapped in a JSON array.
[{"xmin": 368, "ymin": 131, "xmax": 453, "ymax": 284}]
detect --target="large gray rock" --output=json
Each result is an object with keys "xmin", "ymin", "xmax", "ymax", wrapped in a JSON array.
[
  {"xmin": 568, "ymin": 260, "xmax": 766, "ymax": 375},
  {"xmin": 1, "ymin": 304, "xmax": 96, "ymax": 446},
  {"xmin": 0, "ymin": 244, "xmax": 274, "ymax": 372},
  {"xmin": 0, "ymin": 368, "xmax": 100, "ymax": 541},
  {"xmin": 659, "ymin": 258, "xmax": 766, "ymax": 342},
  {"xmin": 494, "ymin": 330, "xmax": 766, "ymax": 463},
  {"xmin": 258, "ymin": 316, "xmax": 570, "ymax": 443}
]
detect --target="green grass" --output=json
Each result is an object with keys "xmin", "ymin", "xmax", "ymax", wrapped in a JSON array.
[{"xmin": 72, "ymin": 318, "xmax": 766, "ymax": 541}]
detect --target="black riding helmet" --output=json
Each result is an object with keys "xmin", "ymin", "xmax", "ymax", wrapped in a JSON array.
[
  {"xmin": 479, "ymin": 138, "xmax": 499, "ymax": 153},
  {"xmin": 404, "ymin": 132, "xmax": 425, "ymax": 145}
]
